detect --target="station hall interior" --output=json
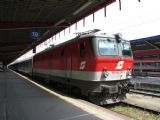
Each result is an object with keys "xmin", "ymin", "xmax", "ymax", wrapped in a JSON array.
[{"xmin": 0, "ymin": 0, "xmax": 160, "ymax": 120}]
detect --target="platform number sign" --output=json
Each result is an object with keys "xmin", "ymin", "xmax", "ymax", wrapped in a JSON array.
[{"xmin": 30, "ymin": 29, "xmax": 40, "ymax": 40}]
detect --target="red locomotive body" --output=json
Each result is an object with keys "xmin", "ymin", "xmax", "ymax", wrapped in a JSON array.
[{"xmin": 10, "ymin": 32, "xmax": 134, "ymax": 105}]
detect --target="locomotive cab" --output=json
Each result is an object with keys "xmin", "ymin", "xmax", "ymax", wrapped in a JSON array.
[{"xmin": 84, "ymin": 33, "xmax": 133, "ymax": 104}]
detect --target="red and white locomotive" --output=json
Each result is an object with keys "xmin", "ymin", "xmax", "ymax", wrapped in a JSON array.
[{"xmin": 10, "ymin": 30, "xmax": 133, "ymax": 105}]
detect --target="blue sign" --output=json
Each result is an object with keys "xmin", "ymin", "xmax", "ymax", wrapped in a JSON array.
[{"xmin": 30, "ymin": 29, "xmax": 40, "ymax": 40}]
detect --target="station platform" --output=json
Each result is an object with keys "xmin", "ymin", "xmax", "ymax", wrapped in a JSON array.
[
  {"xmin": 0, "ymin": 69, "xmax": 131, "ymax": 120},
  {"xmin": 0, "ymin": 69, "xmax": 102, "ymax": 120},
  {"xmin": 130, "ymin": 77, "xmax": 160, "ymax": 92}
]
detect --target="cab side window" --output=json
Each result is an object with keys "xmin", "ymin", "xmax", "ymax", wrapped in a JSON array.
[{"xmin": 80, "ymin": 43, "xmax": 86, "ymax": 57}]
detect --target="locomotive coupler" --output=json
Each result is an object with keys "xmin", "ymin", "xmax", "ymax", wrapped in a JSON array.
[{"xmin": 118, "ymin": 82, "xmax": 130, "ymax": 94}]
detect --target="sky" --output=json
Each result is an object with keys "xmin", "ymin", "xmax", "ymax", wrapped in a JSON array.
[
  {"xmin": 83, "ymin": 0, "xmax": 160, "ymax": 40},
  {"xmin": 104, "ymin": 0, "xmax": 160, "ymax": 40},
  {"xmin": 15, "ymin": 0, "xmax": 160, "ymax": 62}
]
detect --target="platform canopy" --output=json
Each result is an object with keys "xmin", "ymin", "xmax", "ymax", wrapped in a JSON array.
[
  {"xmin": 130, "ymin": 35, "xmax": 160, "ymax": 53},
  {"xmin": 0, "ymin": 0, "xmax": 115, "ymax": 65}
]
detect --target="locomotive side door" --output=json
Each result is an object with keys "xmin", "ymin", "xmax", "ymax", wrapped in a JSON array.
[{"xmin": 65, "ymin": 45, "xmax": 72, "ymax": 80}]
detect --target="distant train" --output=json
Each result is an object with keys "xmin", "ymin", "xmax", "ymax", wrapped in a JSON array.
[
  {"xmin": 133, "ymin": 51, "xmax": 160, "ymax": 77},
  {"xmin": 130, "ymin": 35, "xmax": 160, "ymax": 77},
  {"xmin": 134, "ymin": 60, "xmax": 160, "ymax": 77},
  {"xmin": 9, "ymin": 31, "xmax": 133, "ymax": 105}
]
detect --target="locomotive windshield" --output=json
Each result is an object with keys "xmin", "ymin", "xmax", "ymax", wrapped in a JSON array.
[
  {"xmin": 121, "ymin": 42, "xmax": 132, "ymax": 57},
  {"xmin": 98, "ymin": 38, "xmax": 118, "ymax": 56}
]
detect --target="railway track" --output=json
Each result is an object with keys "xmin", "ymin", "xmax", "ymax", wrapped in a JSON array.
[
  {"xmin": 121, "ymin": 101, "xmax": 160, "ymax": 115},
  {"xmin": 104, "ymin": 89, "xmax": 160, "ymax": 119},
  {"xmin": 121, "ymin": 90, "xmax": 160, "ymax": 114},
  {"xmin": 105, "ymin": 102, "xmax": 160, "ymax": 120},
  {"xmin": 130, "ymin": 89, "xmax": 160, "ymax": 98}
]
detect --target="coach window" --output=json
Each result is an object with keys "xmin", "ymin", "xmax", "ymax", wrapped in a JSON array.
[{"xmin": 80, "ymin": 43, "xmax": 86, "ymax": 57}]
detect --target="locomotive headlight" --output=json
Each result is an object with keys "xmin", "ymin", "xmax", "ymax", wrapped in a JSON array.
[
  {"xmin": 103, "ymin": 67, "xmax": 109, "ymax": 78},
  {"xmin": 103, "ymin": 71, "xmax": 109, "ymax": 78},
  {"xmin": 126, "ymin": 69, "xmax": 132, "ymax": 79}
]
